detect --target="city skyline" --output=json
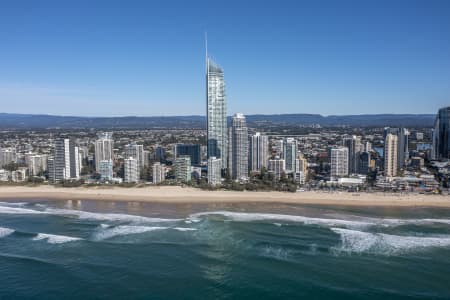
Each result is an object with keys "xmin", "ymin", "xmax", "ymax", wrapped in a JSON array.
[{"xmin": 1, "ymin": 1, "xmax": 450, "ymax": 116}]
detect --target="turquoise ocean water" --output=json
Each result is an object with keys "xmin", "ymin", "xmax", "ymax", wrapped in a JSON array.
[{"xmin": 1, "ymin": 199, "xmax": 450, "ymax": 299}]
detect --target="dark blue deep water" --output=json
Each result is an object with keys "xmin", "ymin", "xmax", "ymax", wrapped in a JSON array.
[{"xmin": 1, "ymin": 200, "xmax": 450, "ymax": 299}]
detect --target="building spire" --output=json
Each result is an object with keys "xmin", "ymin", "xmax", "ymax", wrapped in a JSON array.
[{"xmin": 205, "ymin": 31, "xmax": 208, "ymax": 73}]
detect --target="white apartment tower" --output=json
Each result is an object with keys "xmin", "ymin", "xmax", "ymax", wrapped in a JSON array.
[
  {"xmin": 152, "ymin": 162, "xmax": 166, "ymax": 184},
  {"xmin": 95, "ymin": 132, "xmax": 114, "ymax": 172},
  {"xmin": 249, "ymin": 132, "xmax": 269, "ymax": 172},
  {"xmin": 384, "ymin": 133, "xmax": 398, "ymax": 177},
  {"xmin": 124, "ymin": 157, "xmax": 139, "ymax": 183},
  {"xmin": 207, "ymin": 157, "xmax": 222, "ymax": 186},
  {"xmin": 330, "ymin": 147, "xmax": 349, "ymax": 179}
]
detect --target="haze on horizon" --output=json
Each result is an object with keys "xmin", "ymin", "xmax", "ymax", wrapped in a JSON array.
[{"xmin": 0, "ymin": 0, "xmax": 449, "ymax": 117}]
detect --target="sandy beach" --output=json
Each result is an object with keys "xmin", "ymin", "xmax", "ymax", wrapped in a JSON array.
[{"xmin": 0, "ymin": 185, "xmax": 449, "ymax": 207}]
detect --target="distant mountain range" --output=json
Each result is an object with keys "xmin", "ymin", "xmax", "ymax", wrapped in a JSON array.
[{"xmin": 0, "ymin": 113, "xmax": 436, "ymax": 129}]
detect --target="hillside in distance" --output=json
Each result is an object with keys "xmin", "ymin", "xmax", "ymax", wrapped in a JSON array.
[{"xmin": 0, "ymin": 113, "xmax": 435, "ymax": 129}]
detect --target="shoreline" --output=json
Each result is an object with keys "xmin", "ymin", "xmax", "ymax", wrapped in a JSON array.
[{"xmin": 0, "ymin": 185, "xmax": 450, "ymax": 207}]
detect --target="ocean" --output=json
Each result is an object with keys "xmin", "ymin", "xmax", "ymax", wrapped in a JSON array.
[{"xmin": 1, "ymin": 199, "xmax": 450, "ymax": 299}]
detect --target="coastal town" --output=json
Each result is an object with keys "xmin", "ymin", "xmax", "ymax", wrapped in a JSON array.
[{"xmin": 0, "ymin": 108, "xmax": 449, "ymax": 195}]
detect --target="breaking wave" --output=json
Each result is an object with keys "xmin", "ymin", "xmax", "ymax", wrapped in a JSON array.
[
  {"xmin": 0, "ymin": 227, "xmax": 15, "ymax": 238},
  {"xmin": 44, "ymin": 208, "xmax": 182, "ymax": 224},
  {"xmin": 92, "ymin": 225, "xmax": 169, "ymax": 240},
  {"xmin": 190, "ymin": 211, "xmax": 373, "ymax": 229},
  {"xmin": 32, "ymin": 233, "xmax": 82, "ymax": 244},
  {"xmin": 331, "ymin": 228, "xmax": 450, "ymax": 255}
]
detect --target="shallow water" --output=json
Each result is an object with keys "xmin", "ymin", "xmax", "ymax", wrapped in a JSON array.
[{"xmin": 1, "ymin": 199, "xmax": 450, "ymax": 299}]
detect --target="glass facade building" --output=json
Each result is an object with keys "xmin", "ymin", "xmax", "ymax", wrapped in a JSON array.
[
  {"xmin": 434, "ymin": 106, "xmax": 450, "ymax": 160},
  {"xmin": 206, "ymin": 57, "xmax": 227, "ymax": 169}
]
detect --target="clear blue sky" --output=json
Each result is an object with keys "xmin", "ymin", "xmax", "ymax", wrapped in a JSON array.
[{"xmin": 1, "ymin": 0, "xmax": 449, "ymax": 116}]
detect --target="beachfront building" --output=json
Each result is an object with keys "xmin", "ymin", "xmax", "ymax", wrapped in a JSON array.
[
  {"xmin": 174, "ymin": 156, "xmax": 191, "ymax": 183},
  {"xmin": 26, "ymin": 154, "xmax": 48, "ymax": 176},
  {"xmin": 206, "ymin": 55, "xmax": 228, "ymax": 170},
  {"xmin": 433, "ymin": 106, "xmax": 450, "ymax": 160},
  {"xmin": 207, "ymin": 157, "xmax": 222, "ymax": 186},
  {"xmin": 284, "ymin": 138, "xmax": 297, "ymax": 173},
  {"xmin": 125, "ymin": 142, "xmax": 145, "ymax": 169},
  {"xmin": 249, "ymin": 132, "xmax": 269, "ymax": 172},
  {"xmin": 152, "ymin": 162, "xmax": 165, "ymax": 184},
  {"xmin": 330, "ymin": 147, "xmax": 349, "ymax": 179},
  {"xmin": 228, "ymin": 113, "xmax": 249, "ymax": 181},
  {"xmin": 268, "ymin": 158, "xmax": 285, "ymax": 180},
  {"xmin": 173, "ymin": 144, "xmax": 201, "ymax": 166},
  {"xmin": 99, "ymin": 159, "xmax": 113, "ymax": 181},
  {"xmin": 124, "ymin": 157, "xmax": 139, "ymax": 183},
  {"xmin": 95, "ymin": 132, "xmax": 114, "ymax": 172},
  {"xmin": 384, "ymin": 133, "xmax": 398, "ymax": 178},
  {"xmin": 0, "ymin": 148, "xmax": 16, "ymax": 168},
  {"xmin": 48, "ymin": 139, "xmax": 80, "ymax": 183}
]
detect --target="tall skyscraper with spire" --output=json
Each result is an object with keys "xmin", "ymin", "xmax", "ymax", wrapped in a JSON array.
[{"xmin": 206, "ymin": 38, "xmax": 227, "ymax": 170}]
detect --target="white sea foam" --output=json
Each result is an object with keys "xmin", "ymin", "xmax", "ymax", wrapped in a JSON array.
[
  {"xmin": 173, "ymin": 227, "xmax": 197, "ymax": 232},
  {"xmin": 0, "ymin": 206, "xmax": 45, "ymax": 215},
  {"xmin": 45, "ymin": 208, "xmax": 181, "ymax": 224},
  {"xmin": 331, "ymin": 228, "xmax": 450, "ymax": 255},
  {"xmin": 0, "ymin": 201, "xmax": 28, "ymax": 207},
  {"xmin": 0, "ymin": 227, "xmax": 15, "ymax": 238},
  {"xmin": 32, "ymin": 233, "xmax": 82, "ymax": 244},
  {"xmin": 190, "ymin": 211, "xmax": 372, "ymax": 229},
  {"xmin": 93, "ymin": 225, "xmax": 168, "ymax": 240}
]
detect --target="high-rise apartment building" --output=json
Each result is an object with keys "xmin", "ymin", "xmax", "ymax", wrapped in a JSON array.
[
  {"xmin": 152, "ymin": 162, "xmax": 165, "ymax": 184},
  {"xmin": 173, "ymin": 144, "xmax": 201, "ymax": 166},
  {"xmin": 0, "ymin": 148, "xmax": 16, "ymax": 168},
  {"xmin": 330, "ymin": 147, "xmax": 349, "ymax": 179},
  {"xmin": 433, "ymin": 106, "xmax": 450, "ymax": 160},
  {"xmin": 124, "ymin": 157, "xmax": 139, "ymax": 183},
  {"xmin": 206, "ymin": 54, "xmax": 227, "ymax": 169},
  {"xmin": 95, "ymin": 132, "xmax": 113, "ymax": 172},
  {"xmin": 249, "ymin": 132, "xmax": 269, "ymax": 172},
  {"xmin": 48, "ymin": 139, "xmax": 80, "ymax": 183},
  {"xmin": 268, "ymin": 159, "xmax": 286, "ymax": 180},
  {"xmin": 125, "ymin": 142, "xmax": 145, "ymax": 169},
  {"xmin": 99, "ymin": 160, "xmax": 113, "ymax": 181},
  {"xmin": 228, "ymin": 113, "xmax": 248, "ymax": 180},
  {"xmin": 284, "ymin": 138, "xmax": 297, "ymax": 173},
  {"xmin": 174, "ymin": 156, "xmax": 191, "ymax": 183},
  {"xmin": 207, "ymin": 157, "xmax": 222, "ymax": 186},
  {"xmin": 26, "ymin": 154, "xmax": 48, "ymax": 176},
  {"xmin": 384, "ymin": 133, "xmax": 398, "ymax": 177}
]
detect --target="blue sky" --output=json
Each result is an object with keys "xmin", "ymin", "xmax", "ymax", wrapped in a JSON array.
[{"xmin": 0, "ymin": 0, "xmax": 449, "ymax": 116}]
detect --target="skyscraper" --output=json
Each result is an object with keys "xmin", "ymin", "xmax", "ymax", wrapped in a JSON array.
[
  {"xmin": 398, "ymin": 128, "xmax": 409, "ymax": 169},
  {"xmin": 206, "ymin": 52, "xmax": 227, "ymax": 169},
  {"xmin": 173, "ymin": 144, "xmax": 201, "ymax": 166},
  {"xmin": 384, "ymin": 133, "xmax": 398, "ymax": 177},
  {"xmin": 125, "ymin": 142, "xmax": 145, "ymax": 169},
  {"xmin": 283, "ymin": 138, "xmax": 297, "ymax": 173},
  {"xmin": 48, "ymin": 139, "xmax": 80, "ymax": 183},
  {"xmin": 343, "ymin": 135, "xmax": 361, "ymax": 174},
  {"xmin": 95, "ymin": 132, "xmax": 113, "ymax": 172},
  {"xmin": 99, "ymin": 160, "xmax": 113, "ymax": 181},
  {"xmin": 152, "ymin": 162, "xmax": 165, "ymax": 184},
  {"xmin": 433, "ymin": 106, "xmax": 450, "ymax": 160},
  {"xmin": 249, "ymin": 132, "xmax": 269, "ymax": 172},
  {"xmin": 228, "ymin": 113, "xmax": 249, "ymax": 180},
  {"xmin": 124, "ymin": 157, "xmax": 139, "ymax": 183},
  {"xmin": 330, "ymin": 147, "xmax": 349, "ymax": 179},
  {"xmin": 174, "ymin": 156, "xmax": 191, "ymax": 183}
]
